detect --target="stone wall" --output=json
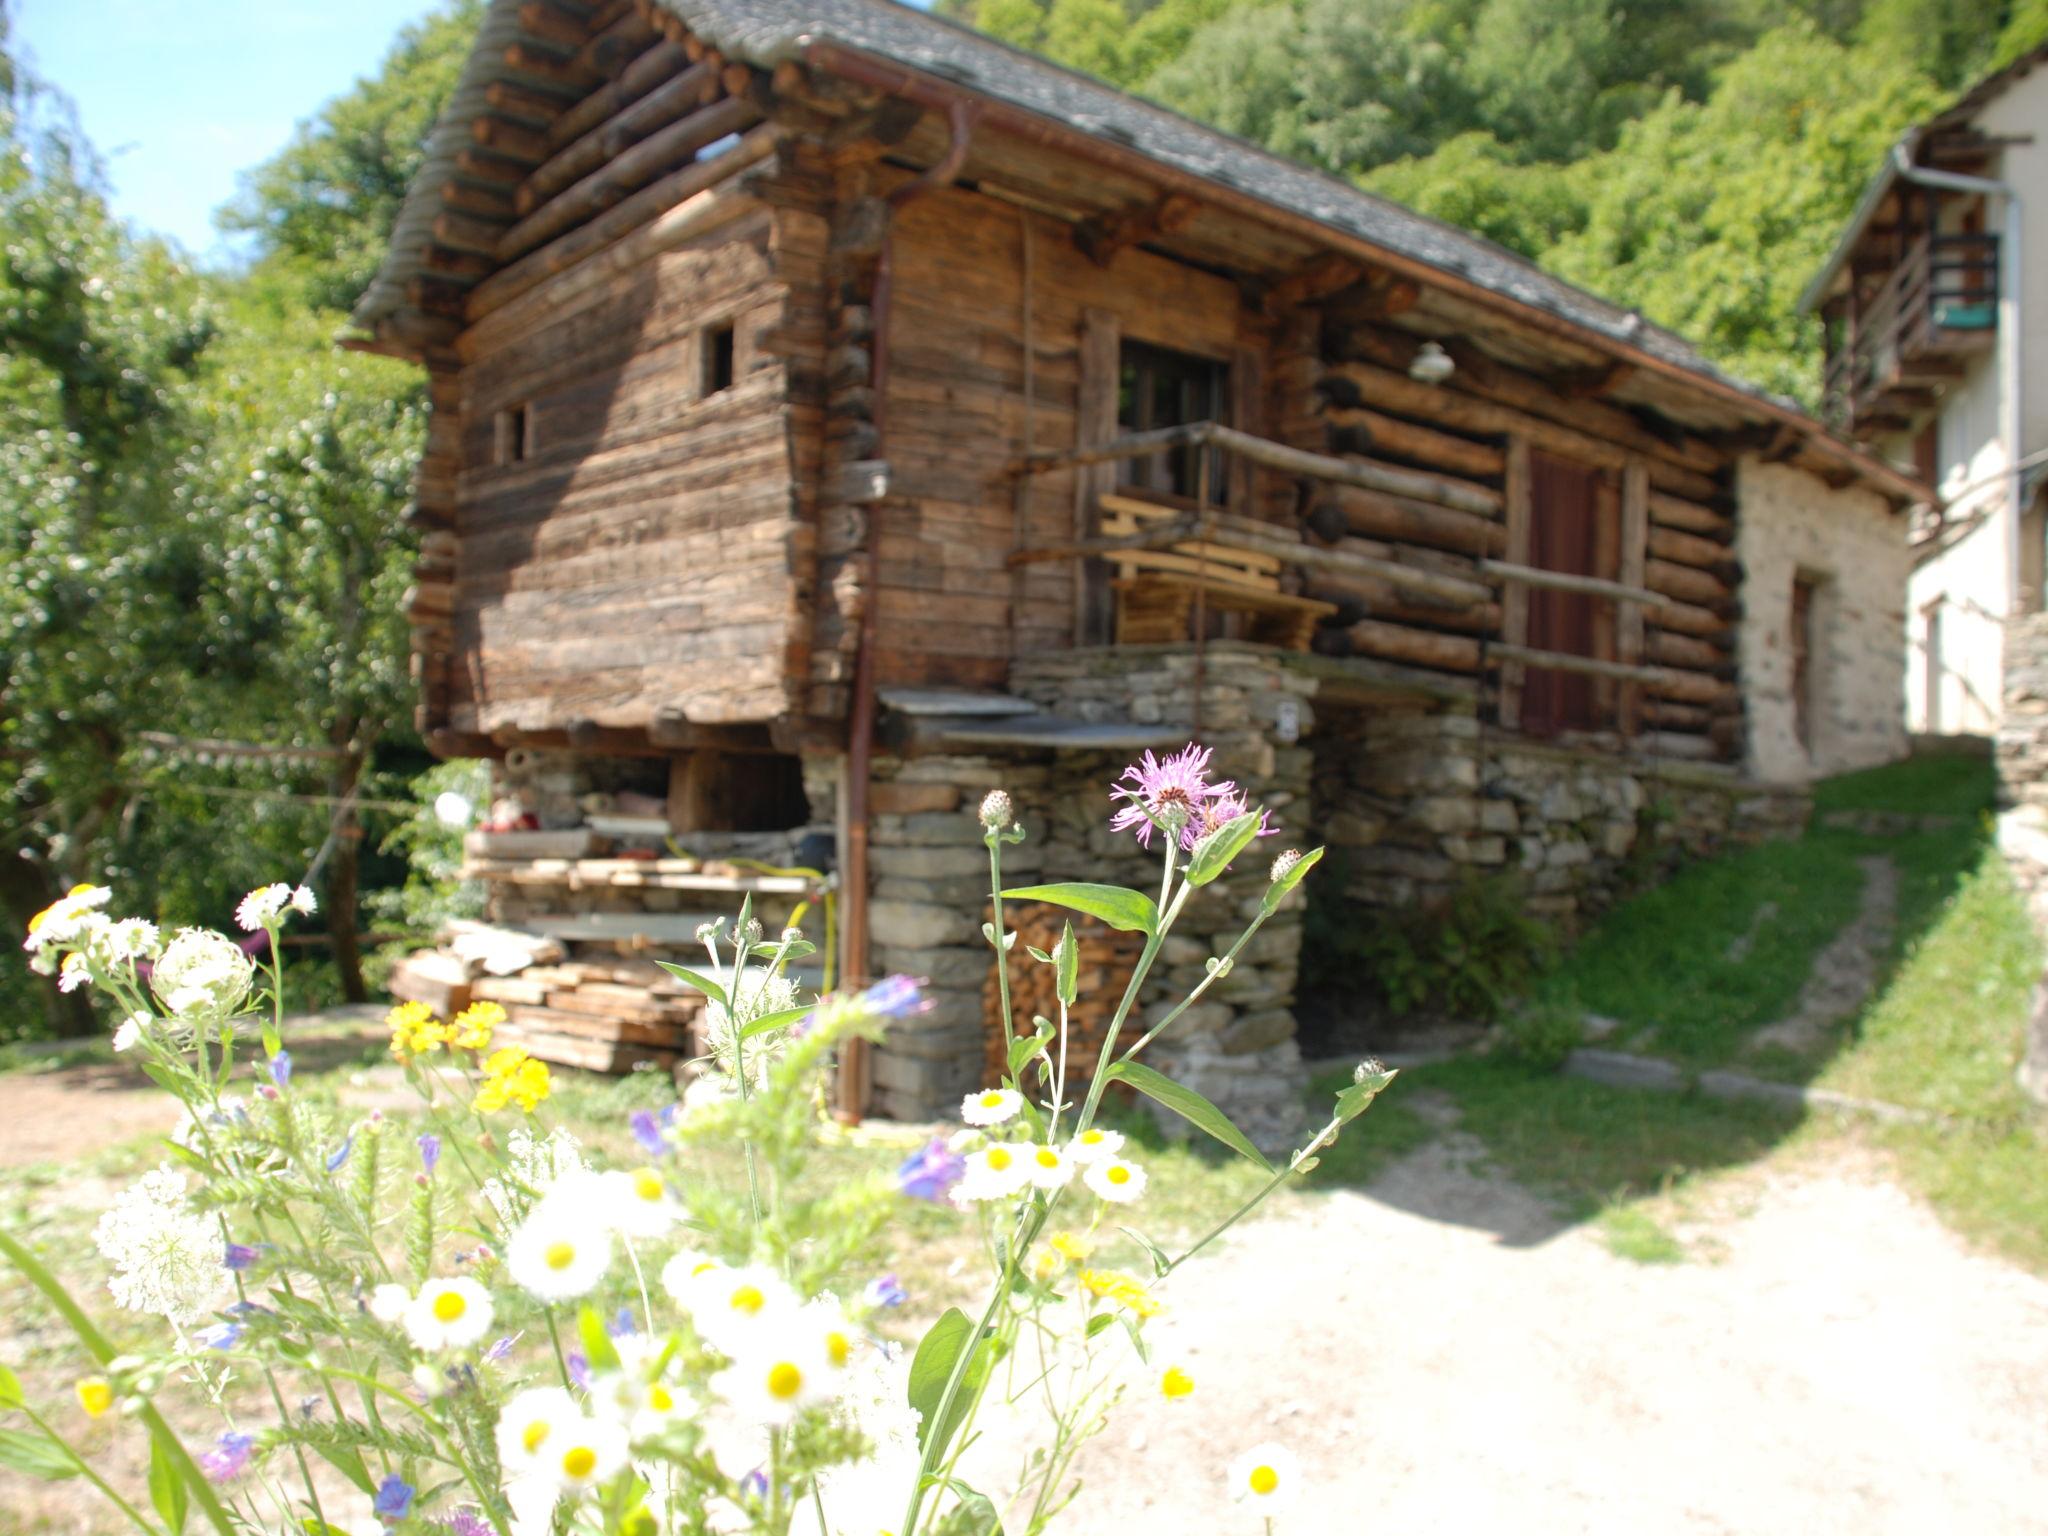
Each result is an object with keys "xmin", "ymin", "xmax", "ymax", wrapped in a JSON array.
[
  {"xmin": 1994, "ymin": 611, "xmax": 2048, "ymax": 1102},
  {"xmin": 860, "ymin": 646, "xmax": 1317, "ymax": 1150},
  {"xmin": 1312, "ymin": 702, "xmax": 1809, "ymax": 932},
  {"xmin": 1735, "ymin": 457, "xmax": 1911, "ymax": 784}
]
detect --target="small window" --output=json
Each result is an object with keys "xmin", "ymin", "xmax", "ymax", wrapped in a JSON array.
[
  {"xmin": 495, "ymin": 404, "xmax": 534, "ymax": 465},
  {"xmin": 1117, "ymin": 340, "xmax": 1228, "ymax": 501},
  {"xmin": 702, "ymin": 324, "xmax": 736, "ymax": 397}
]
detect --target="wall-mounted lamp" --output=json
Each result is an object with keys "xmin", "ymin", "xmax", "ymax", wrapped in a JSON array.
[{"xmin": 1408, "ymin": 341, "xmax": 1455, "ymax": 385}]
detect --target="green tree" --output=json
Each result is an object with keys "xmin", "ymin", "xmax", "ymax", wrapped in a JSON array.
[
  {"xmin": 221, "ymin": 0, "xmax": 481, "ymax": 311},
  {"xmin": 1363, "ymin": 133, "xmax": 1587, "ymax": 259}
]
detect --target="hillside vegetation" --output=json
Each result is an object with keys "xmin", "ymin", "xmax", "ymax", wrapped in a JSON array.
[{"xmin": 943, "ymin": 0, "xmax": 2048, "ymax": 401}]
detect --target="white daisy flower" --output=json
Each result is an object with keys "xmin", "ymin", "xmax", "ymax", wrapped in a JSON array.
[
  {"xmin": 495, "ymin": 1386, "xmax": 583, "ymax": 1479},
  {"xmin": 505, "ymin": 1200, "xmax": 613, "ymax": 1302},
  {"xmin": 23, "ymin": 884, "xmax": 112, "ymax": 951},
  {"xmin": 542, "ymin": 1414, "xmax": 629, "ymax": 1495},
  {"xmin": 235, "ymin": 884, "xmax": 293, "ymax": 931},
  {"xmin": 1067, "ymin": 1126, "xmax": 1125, "ymax": 1165},
  {"xmin": 710, "ymin": 1335, "xmax": 834, "ymax": 1426},
  {"xmin": 367, "ymin": 1283, "xmax": 412, "ymax": 1324},
  {"xmin": 805, "ymin": 1298, "xmax": 860, "ymax": 1381},
  {"xmin": 289, "ymin": 885, "xmax": 318, "ymax": 916},
  {"xmin": 686, "ymin": 1264, "xmax": 798, "ymax": 1355},
  {"xmin": 960, "ymin": 1087, "xmax": 1023, "ymax": 1127},
  {"xmin": 57, "ymin": 953, "xmax": 91, "ymax": 993},
  {"xmin": 955, "ymin": 1143, "xmax": 1032, "ymax": 1203},
  {"xmin": 405, "ymin": 1278, "xmax": 493, "ymax": 1352},
  {"xmin": 111, "ymin": 1013, "xmax": 149, "ymax": 1053},
  {"xmin": 598, "ymin": 1167, "xmax": 682, "ymax": 1241},
  {"xmin": 1227, "ymin": 1441, "xmax": 1301, "ymax": 1512},
  {"xmin": 480, "ymin": 1125, "xmax": 590, "ymax": 1226},
  {"xmin": 658, "ymin": 1247, "xmax": 723, "ymax": 1305},
  {"xmin": 589, "ymin": 1366, "xmax": 690, "ymax": 1444},
  {"xmin": 1083, "ymin": 1156, "xmax": 1147, "ymax": 1204},
  {"xmin": 1023, "ymin": 1142, "xmax": 1075, "ymax": 1191},
  {"xmin": 89, "ymin": 919, "xmax": 159, "ymax": 965}
]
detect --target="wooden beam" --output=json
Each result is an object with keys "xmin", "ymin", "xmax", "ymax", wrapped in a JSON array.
[
  {"xmin": 1560, "ymin": 360, "xmax": 1635, "ymax": 399},
  {"xmin": 1481, "ymin": 558, "xmax": 1668, "ymax": 609},
  {"xmin": 472, "ymin": 116, "xmax": 551, "ymax": 166},
  {"xmin": 1499, "ymin": 436, "xmax": 1532, "ymax": 730},
  {"xmin": 1322, "ymin": 406, "xmax": 1504, "ymax": 480},
  {"xmin": 1072, "ymin": 193, "xmax": 1201, "ymax": 267},
  {"xmin": 516, "ymin": 60, "xmax": 718, "ymax": 214},
  {"xmin": 485, "ymin": 80, "xmax": 573, "ymax": 127},
  {"xmin": 545, "ymin": 39, "xmax": 689, "ymax": 150},
  {"xmin": 1618, "ymin": 459, "xmax": 1650, "ymax": 733},
  {"xmin": 1267, "ymin": 253, "xmax": 1363, "ymax": 309}
]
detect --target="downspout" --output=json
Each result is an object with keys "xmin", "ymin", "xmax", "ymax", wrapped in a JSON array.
[
  {"xmin": 1891, "ymin": 142, "xmax": 2026, "ymax": 611},
  {"xmin": 837, "ymin": 98, "xmax": 977, "ymax": 1123}
]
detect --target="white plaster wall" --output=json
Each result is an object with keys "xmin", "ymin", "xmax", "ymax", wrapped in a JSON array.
[
  {"xmin": 1737, "ymin": 458, "xmax": 1910, "ymax": 783},
  {"xmin": 1900, "ymin": 73, "xmax": 2048, "ymax": 733}
]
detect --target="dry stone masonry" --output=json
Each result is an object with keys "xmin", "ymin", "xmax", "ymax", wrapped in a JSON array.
[{"xmin": 1996, "ymin": 611, "xmax": 2048, "ymax": 1103}]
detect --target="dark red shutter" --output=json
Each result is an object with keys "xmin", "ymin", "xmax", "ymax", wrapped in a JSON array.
[{"xmin": 1523, "ymin": 452, "xmax": 1606, "ymax": 736}]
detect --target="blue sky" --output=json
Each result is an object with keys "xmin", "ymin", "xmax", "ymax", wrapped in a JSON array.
[{"xmin": 12, "ymin": 0, "xmax": 445, "ymax": 262}]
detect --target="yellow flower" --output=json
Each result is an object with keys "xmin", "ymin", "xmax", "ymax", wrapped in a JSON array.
[
  {"xmin": 387, "ymin": 1000, "xmax": 449, "ymax": 1058},
  {"xmin": 1077, "ymin": 1267, "xmax": 1161, "ymax": 1319},
  {"xmin": 1160, "ymin": 1365, "xmax": 1194, "ymax": 1400},
  {"xmin": 476, "ymin": 1046, "xmax": 552, "ymax": 1114},
  {"xmin": 76, "ymin": 1377, "xmax": 114, "ymax": 1418},
  {"xmin": 451, "ymin": 1000, "xmax": 505, "ymax": 1051},
  {"xmin": 1049, "ymin": 1230, "xmax": 1095, "ymax": 1263}
]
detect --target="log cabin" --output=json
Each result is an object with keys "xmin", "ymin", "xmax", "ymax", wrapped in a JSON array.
[{"xmin": 351, "ymin": 0, "xmax": 1930, "ymax": 1133}]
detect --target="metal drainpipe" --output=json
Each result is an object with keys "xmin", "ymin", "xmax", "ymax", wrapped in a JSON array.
[
  {"xmin": 837, "ymin": 99, "xmax": 978, "ymax": 1124},
  {"xmin": 1891, "ymin": 142, "xmax": 2027, "ymax": 612}
]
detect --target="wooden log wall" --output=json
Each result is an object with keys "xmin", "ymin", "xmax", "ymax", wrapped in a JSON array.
[
  {"xmin": 870, "ymin": 177, "xmax": 1262, "ymax": 691},
  {"xmin": 1303, "ymin": 305, "xmax": 1745, "ymax": 758},
  {"xmin": 410, "ymin": 2, "xmax": 822, "ymax": 743}
]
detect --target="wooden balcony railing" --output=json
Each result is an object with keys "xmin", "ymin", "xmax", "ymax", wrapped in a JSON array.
[{"xmin": 1823, "ymin": 231, "xmax": 1998, "ymax": 432}]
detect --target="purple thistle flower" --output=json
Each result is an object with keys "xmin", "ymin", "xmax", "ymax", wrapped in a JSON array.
[
  {"xmin": 325, "ymin": 1132, "xmax": 353, "ymax": 1173},
  {"xmin": 223, "ymin": 1241, "xmax": 262, "ymax": 1272},
  {"xmin": 1191, "ymin": 785, "xmax": 1278, "ymax": 854},
  {"xmin": 862, "ymin": 1274, "xmax": 908, "ymax": 1309},
  {"xmin": 200, "ymin": 1431, "xmax": 254, "ymax": 1483},
  {"xmin": 860, "ymin": 975, "xmax": 930, "ymax": 1019},
  {"xmin": 628, "ymin": 1108, "xmax": 668, "ymax": 1158},
  {"xmin": 441, "ymin": 1510, "xmax": 499, "ymax": 1536},
  {"xmin": 1110, "ymin": 743, "xmax": 1232, "ymax": 851},
  {"xmin": 418, "ymin": 1133, "xmax": 441, "ymax": 1175},
  {"xmin": 566, "ymin": 1350, "xmax": 591, "ymax": 1390},
  {"xmin": 197, "ymin": 1322, "xmax": 242, "ymax": 1351},
  {"xmin": 373, "ymin": 1474, "xmax": 416, "ymax": 1523},
  {"xmin": 482, "ymin": 1332, "xmax": 521, "ymax": 1365},
  {"xmin": 896, "ymin": 1138, "xmax": 966, "ymax": 1202},
  {"xmin": 268, "ymin": 1050, "xmax": 292, "ymax": 1090}
]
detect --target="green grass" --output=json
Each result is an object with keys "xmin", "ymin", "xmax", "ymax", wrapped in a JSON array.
[
  {"xmin": 1599, "ymin": 1206, "xmax": 1687, "ymax": 1264},
  {"xmin": 1811, "ymin": 752, "xmax": 1996, "ymax": 817}
]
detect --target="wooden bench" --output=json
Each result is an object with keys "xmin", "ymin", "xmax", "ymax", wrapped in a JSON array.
[{"xmin": 1100, "ymin": 493, "xmax": 1334, "ymax": 650}]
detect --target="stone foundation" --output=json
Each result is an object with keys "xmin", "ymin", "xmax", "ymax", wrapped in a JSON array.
[
  {"xmin": 1312, "ymin": 702, "xmax": 1808, "ymax": 932},
  {"xmin": 1994, "ymin": 612, "xmax": 2048, "ymax": 1103}
]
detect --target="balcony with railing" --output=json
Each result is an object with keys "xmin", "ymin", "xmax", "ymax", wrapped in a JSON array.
[{"xmin": 1822, "ymin": 231, "xmax": 1998, "ymax": 435}]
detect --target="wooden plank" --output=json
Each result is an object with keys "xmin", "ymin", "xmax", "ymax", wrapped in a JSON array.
[
  {"xmin": 1075, "ymin": 307, "xmax": 1119, "ymax": 643},
  {"xmin": 517, "ymin": 61, "xmax": 718, "ymax": 214},
  {"xmin": 1322, "ymin": 405, "xmax": 1505, "ymax": 480},
  {"xmin": 546, "ymin": 39, "xmax": 689, "ymax": 150},
  {"xmin": 1481, "ymin": 558, "xmax": 1665, "ymax": 608},
  {"xmin": 1110, "ymin": 575, "xmax": 1335, "ymax": 617}
]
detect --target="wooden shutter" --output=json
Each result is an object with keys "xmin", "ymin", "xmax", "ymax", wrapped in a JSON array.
[{"xmin": 1523, "ymin": 450, "xmax": 1612, "ymax": 737}]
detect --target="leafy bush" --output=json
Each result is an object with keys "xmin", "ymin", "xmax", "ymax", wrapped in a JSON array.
[
  {"xmin": 1357, "ymin": 872, "xmax": 1559, "ymax": 1022},
  {"xmin": 1499, "ymin": 993, "xmax": 1585, "ymax": 1071}
]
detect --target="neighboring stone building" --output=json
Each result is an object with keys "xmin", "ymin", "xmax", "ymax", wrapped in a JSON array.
[
  {"xmin": 1804, "ymin": 44, "xmax": 2048, "ymax": 737},
  {"xmin": 358, "ymin": 0, "xmax": 1924, "ymax": 1133}
]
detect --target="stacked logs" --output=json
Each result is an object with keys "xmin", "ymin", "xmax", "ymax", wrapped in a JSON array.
[
  {"xmin": 981, "ymin": 903, "xmax": 1143, "ymax": 1091},
  {"xmin": 1300, "ymin": 303, "xmax": 1744, "ymax": 759}
]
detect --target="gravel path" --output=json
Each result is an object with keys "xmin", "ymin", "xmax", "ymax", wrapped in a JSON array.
[{"xmin": 1052, "ymin": 1134, "xmax": 2048, "ymax": 1535}]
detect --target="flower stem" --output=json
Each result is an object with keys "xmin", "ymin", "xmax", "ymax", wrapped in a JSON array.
[{"xmin": 20, "ymin": 1403, "xmax": 163, "ymax": 1535}]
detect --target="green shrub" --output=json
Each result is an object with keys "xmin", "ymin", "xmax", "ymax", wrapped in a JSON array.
[
  {"xmin": 1356, "ymin": 871, "xmax": 1559, "ymax": 1021},
  {"xmin": 1500, "ymin": 992, "xmax": 1585, "ymax": 1069}
]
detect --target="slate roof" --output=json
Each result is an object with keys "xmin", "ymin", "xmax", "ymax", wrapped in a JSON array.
[{"xmin": 353, "ymin": 0, "xmax": 1789, "ymax": 411}]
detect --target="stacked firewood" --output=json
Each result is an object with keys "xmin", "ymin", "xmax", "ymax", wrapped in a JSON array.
[{"xmin": 981, "ymin": 903, "xmax": 1143, "ymax": 1091}]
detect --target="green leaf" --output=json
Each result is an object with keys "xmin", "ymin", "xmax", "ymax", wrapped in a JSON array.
[
  {"xmin": 151, "ymin": 1435, "xmax": 191, "ymax": 1534},
  {"xmin": 1106, "ymin": 1060, "xmax": 1273, "ymax": 1172},
  {"xmin": 1053, "ymin": 922, "xmax": 1079, "ymax": 1007},
  {"xmin": 1184, "ymin": 810, "xmax": 1265, "ymax": 887},
  {"xmin": 1085, "ymin": 1312, "xmax": 1116, "ymax": 1339},
  {"xmin": 1334, "ymin": 1063, "xmax": 1399, "ymax": 1126},
  {"xmin": 1007, "ymin": 1019, "xmax": 1055, "ymax": 1081},
  {"xmin": 981, "ymin": 922, "xmax": 1018, "ymax": 951},
  {"xmin": 0, "ymin": 1363, "xmax": 21, "ymax": 1409},
  {"xmin": 578, "ymin": 1305, "xmax": 621, "ymax": 1374},
  {"xmin": 749, "ymin": 940, "xmax": 816, "ymax": 961},
  {"xmin": 0, "ymin": 1428, "xmax": 79, "ymax": 1481},
  {"xmin": 929, "ymin": 1478, "xmax": 1005, "ymax": 1536},
  {"xmin": 1118, "ymin": 1225, "xmax": 1172, "ymax": 1279},
  {"xmin": 1000, "ymin": 883, "xmax": 1158, "ymax": 936},
  {"xmin": 307, "ymin": 1440, "xmax": 373, "ymax": 1496},
  {"xmin": 1260, "ymin": 846, "xmax": 1324, "ymax": 913},
  {"xmin": 738, "ymin": 1003, "xmax": 813, "ymax": 1040},
  {"xmin": 653, "ymin": 963, "xmax": 726, "ymax": 1008},
  {"xmin": 907, "ymin": 1308, "xmax": 993, "ymax": 1458}
]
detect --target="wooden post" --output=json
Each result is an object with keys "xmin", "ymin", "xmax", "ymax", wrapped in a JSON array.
[
  {"xmin": 1500, "ymin": 435, "xmax": 1532, "ymax": 729},
  {"xmin": 1074, "ymin": 308, "xmax": 1119, "ymax": 645},
  {"xmin": 1618, "ymin": 458, "xmax": 1650, "ymax": 734}
]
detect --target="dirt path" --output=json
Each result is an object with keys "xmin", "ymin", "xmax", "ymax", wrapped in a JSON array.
[
  {"xmin": 1050, "ymin": 1136, "xmax": 2048, "ymax": 1535},
  {"xmin": 1750, "ymin": 854, "xmax": 1900, "ymax": 1057}
]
